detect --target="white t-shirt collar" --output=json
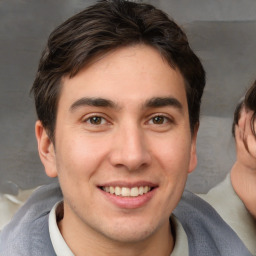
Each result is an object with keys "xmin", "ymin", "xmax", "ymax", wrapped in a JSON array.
[
  {"xmin": 49, "ymin": 201, "xmax": 74, "ymax": 256},
  {"xmin": 48, "ymin": 201, "xmax": 188, "ymax": 256}
]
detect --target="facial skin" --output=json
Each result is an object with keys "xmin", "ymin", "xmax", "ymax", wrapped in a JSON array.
[{"xmin": 36, "ymin": 45, "xmax": 198, "ymax": 256}]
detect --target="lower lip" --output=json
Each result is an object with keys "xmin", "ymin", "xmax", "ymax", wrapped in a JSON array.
[{"xmin": 99, "ymin": 188, "xmax": 157, "ymax": 209}]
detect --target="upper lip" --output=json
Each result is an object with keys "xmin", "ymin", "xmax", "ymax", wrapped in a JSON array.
[{"xmin": 98, "ymin": 181, "xmax": 158, "ymax": 188}]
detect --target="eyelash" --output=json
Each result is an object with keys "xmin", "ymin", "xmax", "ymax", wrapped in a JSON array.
[
  {"xmin": 81, "ymin": 114, "xmax": 174, "ymax": 128},
  {"xmin": 82, "ymin": 114, "xmax": 109, "ymax": 126},
  {"xmin": 147, "ymin": 115, "xmax": 173, "ymax": 125}
]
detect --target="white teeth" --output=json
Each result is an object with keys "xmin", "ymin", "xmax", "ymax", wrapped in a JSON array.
[
  {"xmin": 115, "ymin": 187, "xmax": 121, "ymax": 196},
  {"xmin": 121, "ymin": 187, "xmax": 130, "ymax": 197},
  {"xmin": 130, "ymin": 187, "xmax": 139, "ymax": 197},
  {"xmin": 102, "ymin": 186, "xmax": 152, "ymax": 197},
  {"xmin": 139, "ymin": 186, "xmax": 144, "ymax": 195},
  {"xmin": 110, "ymin": 187, "xmax": 115, "ymax": 194}
]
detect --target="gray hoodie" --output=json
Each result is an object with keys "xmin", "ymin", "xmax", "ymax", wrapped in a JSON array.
[{"xmin": 0, "ymin": 183, "xmax": 252, "ymax": 256}]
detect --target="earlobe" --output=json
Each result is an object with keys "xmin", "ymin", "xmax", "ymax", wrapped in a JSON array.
[
  {"xmin": 188, "ymin": 125, "xmax": 198, "ymax": 174},
  {"xmin": 35, "ymin": 121, "xmax": 58, "ymax": 178}
]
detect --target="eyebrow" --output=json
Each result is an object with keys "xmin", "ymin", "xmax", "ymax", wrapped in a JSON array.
[
  {"xmin": 144, "ymin": 97, "xmax": 183, "ymax": 111},
  {"xmin": 70, "ymin": 96, "xmax": 183, "ymax": 113},
  {"xmin": 70, "ymin": 97, "xmax": 118, "ymax": 112}
]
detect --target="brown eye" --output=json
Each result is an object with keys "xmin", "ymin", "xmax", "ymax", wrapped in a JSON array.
[
  {"xmin": 87, "ymin": 116, "xmax": 106, "ymax": 125},
  {"xmin": 151, "ymin": 116, "xmax": 166, "ymax": 124}
]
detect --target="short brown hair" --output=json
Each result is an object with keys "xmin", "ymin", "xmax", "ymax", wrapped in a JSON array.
[{"xmin": 31, "ymin": 0, "xmax": 205, "ymax": 141}]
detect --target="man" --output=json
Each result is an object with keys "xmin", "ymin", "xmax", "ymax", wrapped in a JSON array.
[{"xmin": 0, "ymin": 1, "xmax": 252, "ymax": 255}]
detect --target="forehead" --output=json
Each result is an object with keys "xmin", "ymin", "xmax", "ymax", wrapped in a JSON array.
[{"xmin": 59, "ymin": 45, "xmax": 187, "ymax": 109}]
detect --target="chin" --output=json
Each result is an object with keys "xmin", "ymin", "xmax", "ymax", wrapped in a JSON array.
[{"xmin": 101, "ymin": 221, "xmax": 157, "ymax": 244}]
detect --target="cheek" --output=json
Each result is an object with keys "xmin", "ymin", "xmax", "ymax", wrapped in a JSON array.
[
  {"xmin": 154, "ymin": 135, "xmax": 192, "ymax": 172},
  {"xmin": 151, "ymin": 137, "xmax": 192, "ymax": 214},
  {"xmin": 153, "ymin": 135, "xmax": 193, "ymax": 198},
  {"xmin": 56, "ymin": 135, "xmax": 109, "ymax": 180}
]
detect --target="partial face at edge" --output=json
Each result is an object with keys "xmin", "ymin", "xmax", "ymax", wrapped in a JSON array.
[{"xmin": 36, "ymin": 44, "xmax": 198, "ymax": 246}]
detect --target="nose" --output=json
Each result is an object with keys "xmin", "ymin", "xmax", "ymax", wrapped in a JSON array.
[{"xmin": 109, "ymin": 124, "xmax": 152, "ymax": 172}]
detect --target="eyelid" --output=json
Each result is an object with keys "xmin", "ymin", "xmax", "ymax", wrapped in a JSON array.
[
  {"xmin": 87, "ymin": 116, "xmax": 107, "ymax": 125},
  {"xmin": 81, "ymin": 112, "xmax": 111, "ymax": 125},
  {"xmin": 146, "ymin": 113, "xmax": 174, "ymax": 124}
]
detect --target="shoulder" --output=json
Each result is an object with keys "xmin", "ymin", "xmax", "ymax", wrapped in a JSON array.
[
  {"xmin": 200, "ymin": 174, "xmax": 256, "ymax": 254},
  {"xmin": 173, "ymin": 190, "xmax": 252, "ymax": 256},
  {"xmin": 0, "ymin": 183, "xmax": 62, "ymax": 256}
]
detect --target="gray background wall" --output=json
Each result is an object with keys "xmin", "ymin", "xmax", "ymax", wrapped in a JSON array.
[{"xmin": 1, "ymin": 0, "xmax": 256, "ymax": 195}]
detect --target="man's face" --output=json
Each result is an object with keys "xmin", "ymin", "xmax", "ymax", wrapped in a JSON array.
[{"xmin": 37, "ymin": 45, "xmax": 197, "ymax": 245}]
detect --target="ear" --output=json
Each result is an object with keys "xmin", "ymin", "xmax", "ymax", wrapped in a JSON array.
[
  {"xmin": 188, "ymin": 123, "xmax": 199, "ymax": 174},
  {"xmin": 35, "ymin": 120, "xmax": 58, "ymax": 178}
]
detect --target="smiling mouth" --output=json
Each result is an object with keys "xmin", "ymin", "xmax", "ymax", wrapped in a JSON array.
[{"xmin": 100, "ymin": 186, "xmax": 153, "ymax": 197}]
